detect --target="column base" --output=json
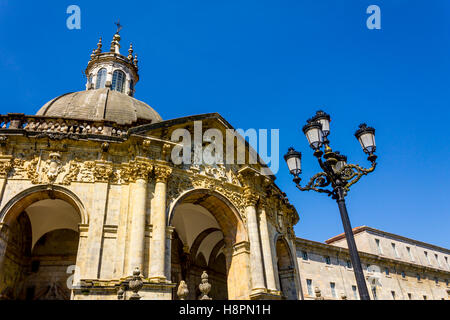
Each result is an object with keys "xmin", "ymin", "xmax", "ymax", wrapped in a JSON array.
[
  {"xmin": 148, "ymin": 276, "xmax": 168, "ymax": 284},
  {"xmin": 250, "ymin": 289, "xmax": 283, "ymax": 300}
]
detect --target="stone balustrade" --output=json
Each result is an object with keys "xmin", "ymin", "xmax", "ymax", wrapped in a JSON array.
[{"xmin": 0, "ymin": 113, "xmax": 129, "ymax": 139}]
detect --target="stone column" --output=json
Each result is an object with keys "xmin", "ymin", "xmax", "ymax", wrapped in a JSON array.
[
  {"xmin": 244, "ymin": 188, "xmax": 266, "ymax": 294},
  {"xmin": 149, "ymin": 165, "xmax": 172, "ymax": 282},
  {"xmin": 258, "ymin": 204, "xmax": 278, "ymax": 292},
  {"xmin": 84, "ymin": 161, "xmax": 112, "ymax": 279},
  {"xmin": 127, "ymin": 177, "xmax": 149, "ymax": 275}
]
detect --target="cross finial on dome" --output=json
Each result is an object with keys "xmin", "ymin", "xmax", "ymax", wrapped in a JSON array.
[{"xmin": 115, "ymin": 19, "xmax": 123, "ymax": 34}]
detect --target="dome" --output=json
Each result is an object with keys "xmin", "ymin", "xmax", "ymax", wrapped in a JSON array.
[{"xmin": 36, "ymin": 88, "xmax": 162, "ymax": 125}]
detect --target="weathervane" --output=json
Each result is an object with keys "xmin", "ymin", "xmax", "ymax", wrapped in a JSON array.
[{"xmin": 115, "ymin": 20, "xmax": 123, "ymax": 34}]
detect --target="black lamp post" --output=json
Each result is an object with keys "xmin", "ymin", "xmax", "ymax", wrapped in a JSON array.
[{"xmin": 284, "ymin": 111, "xmax": 377, "ymax": 301}]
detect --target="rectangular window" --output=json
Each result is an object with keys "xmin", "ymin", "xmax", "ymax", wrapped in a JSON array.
[
  {"xmin": 352, "ymin": 286, "xmax": 358, "ymax": 300},
  {"xmin": 435, "ymin": 254, "xmax": 441, "ymax": 267},
  {"xmin": 391, "ymin": 291, "xmax": 396, "ymax": 300},
  {"xmin": 306, "ymin": 279, "xmax": 313, "ymax": 296},
  {"xmin": 302, "ymin": 251, "xmax": 308, "ymax": 261},
  {"xmin": 408, "ymin": 293, "xmax": 412, "ymax": 300},
  {"xmin": 424, "ymin": 251, "xmax": 430, "ymax": 264},
  {"xmin": 392, "ymin": 243, "xmax": 399, "ymax": 257},
  {"xmin": 446, "ymin": 279, "xmax": 448, "ymax": 287},
  {"xmin": 435, "ymin": 277, "xmax": 439, "ymax": 285},
  {"xmin": 384, "ymin": 267, "xmax": 389, "ymax": 276},
  {"xmin": 325, "ymin": 256, "xmax": 331, "ymax": 265},
  {"xmin": 445, "ymin": 257, "xmax": 448, "ymax": 268},
  {"xmin": 372, "ymin": 287, "xmax": 378, "ymax": 300},
  {"xmin": 330, "ymin": 282, "xmax": 336, "ymax": 298},
  {"xmin": 375, "ymin": 239, "xmax": 382, "ymax": 254},
  {"xmin": 406, "ymin": 247, "xmax": 414, "ymax": 261},
  {"xmin": 417, "ymin": 274, "xmax": 421, "ymax": 281},
  {"xmin": 346, "ymin": 260, "xmax": 352, "ymax": 269},
  {"xmin": 401, "ymin": 271, "xmax": 406, "ymax": 278}
]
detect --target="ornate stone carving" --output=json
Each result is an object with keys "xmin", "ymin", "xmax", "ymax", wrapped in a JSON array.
[
  {"xmin": 93, "ymin": 161, "xmax": 113, "ymax": 183},
  {"xmin": 243, "ymin": 187, "xmax": 259, "ymax": 207},
  {"xmin": 128, "ymin": 267, "xmax": 144, "ymax": 300},
  {"xmin": 177, "ymin": 281, "xmax": 189, "ymax": 300},
  {"xmin": 26, "ymin": 156, "xmax": 39, "ymax": 184},
  {"xmin": 0, "ymin": 158, "xmax": 12, "ymax": 178},
  {"xmin": 42, "ymin": 152, "xmax": 64, "ymax": 183},
  {"xmin": 61, "ymin": 158, "xmax": 82, "ymax": 185},
  {"xmin": 154, "ymin": 165, "xmax": 172, "ymax": 183},
  {"xmin": 121, "ymin": 159, "xmax": 153, "ymax": 183},
  {"xmin": 198, "ymin": 271, "xmax": 212, "ymax": 300}
]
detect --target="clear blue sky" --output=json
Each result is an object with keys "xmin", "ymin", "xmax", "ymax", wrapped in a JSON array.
[{"xmin": 0, "ymin": 1, "xmax": 449, "ymax": 249}]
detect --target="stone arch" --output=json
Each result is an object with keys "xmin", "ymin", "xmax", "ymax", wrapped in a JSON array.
[
  {"xmin": 275, "ymin": 235, "xmax": 298, "ymax": 300},
  {"xmin": 168, "ymin": 188, "xmax": 247, "ymax": 245},
  {"xmin": 0, "ymin": 185, "xmax": 88, "ymax": 226},
  {"xmin": 168, "ymin": 188, "xmax": 250, "ymax": 300}
]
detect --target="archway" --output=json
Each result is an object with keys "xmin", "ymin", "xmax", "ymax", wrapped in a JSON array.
[
  {"xmin": 168, "ymin": 189, "xmax": 248, "ymax": 300},
  {"xmin": 276, "ymin": 237, "xmax": 298, "ymax": 300},
  {"xmin": 0, "ymin": 186, "xmax": 84, "ymax": 300}
]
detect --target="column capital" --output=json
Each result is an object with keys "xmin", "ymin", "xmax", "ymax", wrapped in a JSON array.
[
  {"xmin": 154, "ymin": 165, "xmax": 172, "ymax": 183},
  {"xmin": 93, "ymin": 160, "xmax": 113, "ymax": 183},
  {"xmin": 243, "ymin": 187, "xmax": 259, "ymax": 207}
]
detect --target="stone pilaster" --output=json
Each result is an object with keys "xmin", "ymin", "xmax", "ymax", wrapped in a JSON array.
[
  {"xmin": 149, "ymin": 165, "xmax": 172, "ymax": 282},
  {"xmin": 244, "ymin": 188, "xmax": 266, "ymax": 294},
  {"xmin": 84, "ymin": 161, "xmax": 112, "ymax": 279},
  {"xmin": 258, "ymin": 203, "xmax": 278, "ymax": 293},
  {"xmin": 127, "ymin": 170, "xmax": 151, "ymax": 275}
]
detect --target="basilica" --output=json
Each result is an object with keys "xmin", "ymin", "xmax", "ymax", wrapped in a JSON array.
[{"xmin": 0, "ymin": 31, "xmax": 448, "ymax": 300}]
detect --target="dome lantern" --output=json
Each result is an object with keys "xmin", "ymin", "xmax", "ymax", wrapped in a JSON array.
[{"xmin": 86, "ymin": 23, "xmax": 138, "ymax": 97}]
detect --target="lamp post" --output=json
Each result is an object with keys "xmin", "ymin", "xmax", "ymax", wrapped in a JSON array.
[{"xmin": 284, "ymin": 111, "xmax": 377, "ymax": 301}]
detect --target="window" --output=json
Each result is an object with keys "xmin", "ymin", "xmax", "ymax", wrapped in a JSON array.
[
  {"xmin": 435, "ymin": 254, "xmax": 441, "ymax": 267},
  {"xmin": 424, "ymin": 251, "xmax": 430, "ymax": 264},
  {"xmin": 306, "ymin": 279, "xmax": 313, "ymax": 296},
  {"xmin": 392, "ymin": 243, "xmax": 399, "ymax": 257},
  {"xmin": 352, "ymin": 285, "xmax": 358, "ymax": 300},
  {"xmin": 325, "ymin": 256, "xmax": 331, "ymax": 265},
  {"xmin": 346, "ymin": 260, "xmax": 352, "ymax": 269},
  {"xmin": 302, "ymin": 251, "xmax": 308, "ymax": 261},
  {"xmin": 406, "ymin": 247, "xmax": 414, "ymax": 261},
  {"xmin": 446, "ymin": 279, "xmax": 449, "ymax": 287},
  {"xmin": 423, "ymin": 295, "xmax": 427, "ymax": 300},
  {"xmin": 434, "ymin": 277, "xmax": 439, "ymax": 285},
  {"xmin": 416, "ymin": 274, "xmax": 421, "ymax": 281},
  {"xmin": 445, "ymin": 257, "xmax": 448, "ymax": 268},
  {"xmin": 384, "ymin": 267, "xmax": 389, "ymax": 276},
  {"xmin": 391, "ymin": 291, "xmax": 396, "ymax": 300},
  {"xmin": 375, "ymin": 239, "xmax": 382, "ymax": 254},
  {"xmin": 88, "ymin": 73, "xmax": 93, "ymax": 86},
  {"xmin": 96, "ymin": 68, "xmax": 107, "ymax": 89},
  {"xmin": 407, "ymin": 293, "xmax": 412, "ymax": 300},
  {"xmin": 330, "ymin": 282, "xmax": 336, "ymax": 298},
  {"xmin": 371, "ymin": 287, "xmax": 378, "ymax": 300},
  {"xmin": 112, "ymin": 70, "xmax": 126, "ymax": 93},
  {"xmin": 401, "ymin": 271, "xmax": 406, "ymax": 278}
]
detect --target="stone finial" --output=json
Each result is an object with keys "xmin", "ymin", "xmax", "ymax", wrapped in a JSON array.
[
  {"xmin": 199, "ymin": 271, "xmax": 212, "ymax": 300},
  {"xmin": 95, "ymin": 37, "xmax": 102, "ymax": 54},
  {"xmin": 314, "ymin": 287, "xmax": 324, "ymax": 300},
  {"xmin": 133, "ymin": 54, "xmax": 139, "ymax": 67},
  {"xmin": 110, "ymin": 33, "xmax": 121, "ymax": 54},
  {"xmin": 128, "ymin": 43, "xmax": 134, "ymax": 61},
  {"xmin": 128, "ymin": 267, "xmax": 144, "ymax": 300},
  {"xmin": 341, "ymin": 292, "xmax": 347, "ymax": 300},
  {"xmin": 117, "ymin": 285, "xmax": 125, "ymax": 300},
  {"xmin": 177, "ymin": 281, "xmax": 189, "ymax": 300}
]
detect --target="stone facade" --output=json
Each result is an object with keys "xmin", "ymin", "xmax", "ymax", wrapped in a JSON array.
[{"xmin": 296, "ymin": 227, "xmax": 450, "ymax": 300}]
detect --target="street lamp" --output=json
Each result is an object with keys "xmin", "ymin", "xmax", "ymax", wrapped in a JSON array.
[{"xmin": 284, "ymin": 110, "xmax": 377, "ymax": 301}]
